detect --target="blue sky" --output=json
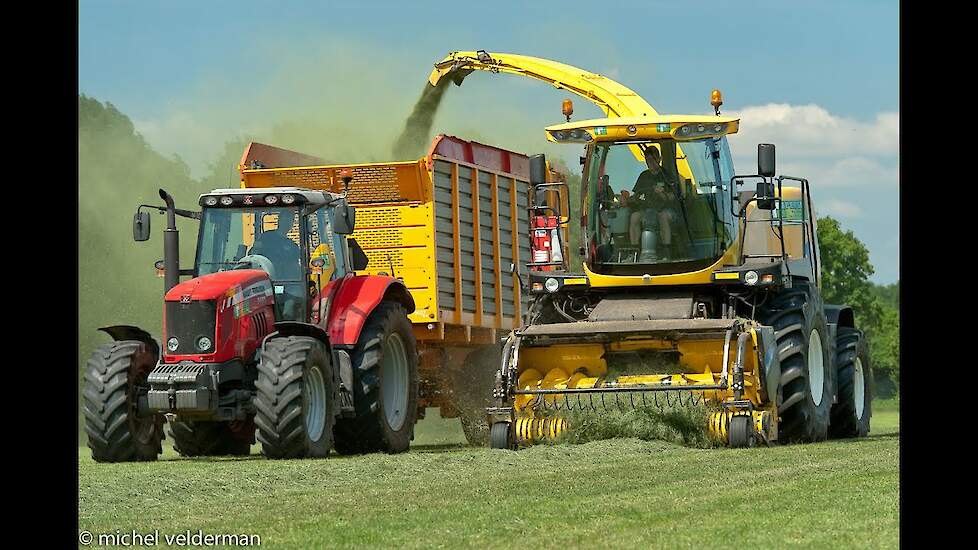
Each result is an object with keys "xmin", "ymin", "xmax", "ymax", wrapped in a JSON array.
[{"xmin": 79, "ymin": 0, "xmax": 899, "ymax": 282}]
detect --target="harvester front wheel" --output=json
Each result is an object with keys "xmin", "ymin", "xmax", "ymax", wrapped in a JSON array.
[
  {"xmin": 489, "ymin": 422, "xmax": 512, "ymax": 450},
  {"xmin": 759, "ymin": 282, "xmax": 834, "ymax": 443},
  {"xmin": 169, "ymin": 419, "xmax": 253, "ymax": 457},
  {"xmin": 83, "ymin": 341, "xmax": 163, "ymax": 463},
  {"xmin": 255, "ymin": 336, "xmax": 335, "ymax": 459},
  {"xmin": 333, "ymin": 302, "xmax": 419, "ymax": 455},
  {"xmin": 829, "ymin": 327, "xmax": 873, "ymax": 438}
]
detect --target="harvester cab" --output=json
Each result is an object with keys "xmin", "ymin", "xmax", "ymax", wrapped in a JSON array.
[
  {"xmin": 488, "ymin": 102, "xmax": 871, "ymax": 450},
  {"xmin": 84, "ymin": 176, "xmax": 420, "ymax": 462}
]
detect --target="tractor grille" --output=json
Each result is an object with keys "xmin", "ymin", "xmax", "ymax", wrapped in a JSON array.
[{"xmin": 165, "ymin": 300, "xmax": 217, "ymax": 355}]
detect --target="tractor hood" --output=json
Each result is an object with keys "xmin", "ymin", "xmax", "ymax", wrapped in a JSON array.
[{"xmin": 164, "ymin": 270, "xmax": 272, "ymax": 302}]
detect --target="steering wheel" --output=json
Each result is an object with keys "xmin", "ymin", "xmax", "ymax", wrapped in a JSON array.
[{"xmin": 235, "ymin": 254, "xmax": 276, "ymax": 279}]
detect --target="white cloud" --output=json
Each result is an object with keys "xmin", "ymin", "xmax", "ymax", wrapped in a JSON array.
[
  {"xmin": 727, "ymin": 103, "xmax": 898, "ymax": 159},
  {"xmin": 726, "ymin": 103, "xmax": 898, "ymax": 189},
  {"xmin": 820, "ymin": 199, "xmax": 863, "ymax": 218}
]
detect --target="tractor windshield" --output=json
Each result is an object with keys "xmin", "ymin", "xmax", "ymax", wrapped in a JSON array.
[
  {"xmin": 583, "ymin": 137, "xmax": 736, "ymax": 275},
  {"xmin": 195, "ymin": 206, "xmax": 308, "ymax": 320}
]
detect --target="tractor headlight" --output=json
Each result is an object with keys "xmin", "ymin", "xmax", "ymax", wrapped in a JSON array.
[
  {"xmin": 744, "ymin": 270, "xmax": 759, "ymax": 286},
  {"xmin": 264, "ymin": 194, "xmax": 279, "ymax": 205},
  {"xmin": 219, "ymin": 196, "xmax": 234, "ymax": 206},
  {"xmin": 545, "ymin": 278, "xmax": 560, "ymax": 293},
  {"xmin": 203, "ymin": 196, "xmax": 218, "ymax": 206},
  {"xmin": 167, "ymin": 337, "xmax": 180, "ymax": 352},
  {"xmin": 281, "ymin": 194, "xmax": 296, "ymax": 205},
  {"xmin": 196, "ymin": 336, "xmax": 212, "ymax": 352}
]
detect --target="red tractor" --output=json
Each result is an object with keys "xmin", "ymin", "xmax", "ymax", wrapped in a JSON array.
[{"xmin": 83, "ymin": 185, "xmax": 418, "ymax": 461}]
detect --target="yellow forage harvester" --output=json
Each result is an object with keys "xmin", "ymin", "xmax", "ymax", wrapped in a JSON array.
[{"xmin": 427, "ymin": 51, "xmax": 874, "ymax": 448}]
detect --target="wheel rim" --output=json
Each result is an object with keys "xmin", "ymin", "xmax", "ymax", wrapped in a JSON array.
[
  {"xmin": 303, "ymin": 365, "xmax": 327, "ymax": 442},
  {"xmin": 853, "ymin": 357, "xmax": 865, "ymax": 418},
  {"xmin": 808, "ymin": 329, "xmax": 825, "ymax": 406},
  {"xmin": 380, "ymin": 332, "xmax": 409, "ymax": 431}
]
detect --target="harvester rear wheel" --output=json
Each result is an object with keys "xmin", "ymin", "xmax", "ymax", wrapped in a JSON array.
[
  {"xmin": 490, "ymin": 422, "xmax": 512, "ymax": 450},
  {"xmin": 83, "ymin": 341, "xmax": 163, "ymax": 463},
  {"xmin": 829, "ymin": 327, "xmax": 872, "ymax": 438},
  {"xmin": 728, "ymin": 415, "xmax": 756, "ymax": 448},
  {"xmin": 169, "ymin": 419, "xmax": 253, "ymax": 457},
  {"xmin": 758, "ymin": 282, "xmax": 834, "ymax": 443},
  {"xmin": 333, "ymin": 302, "xmax": 419, "ymax": 455},
  {"xmin": 255, "ymin": 336, "xmax": 335, "ymax": 459}
]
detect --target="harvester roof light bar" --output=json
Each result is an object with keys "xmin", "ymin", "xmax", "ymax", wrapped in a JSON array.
[{"xmin": 546, "ymin": 115, "xmax": 739, "ymax": 143}]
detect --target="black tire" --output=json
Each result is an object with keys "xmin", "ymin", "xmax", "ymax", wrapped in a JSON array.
[
  {"xmin": 829, "ymin": 327, "xmax": 873, "ymax": 438},
  {"xmin": 333, "ymin": 302, "xmax": 419, "ymax": 455},
  {"xmin": 757, "ymin": 281, "xmax": 834, "ymax": 443},
  {"xmin": 169, "ymin": 419, "xmax": 253, "ymax": 457},
  {"xmin": 728, "ymin": 415, "xmax": 757, "ymax": 448},
  {"xmin": 255, "ymin": 336, "xmax": 335, "ymax": 459},
  {"xmin": 453, "ymin": 345, "xmax": 501, "ymax": 447},
  {"xmin": 489, "ymin": 422, "xmax": 512, "ymax": 450},
  {"xmin": 83, "ymin": 341, "xmax": 163, "ymax": 463}
]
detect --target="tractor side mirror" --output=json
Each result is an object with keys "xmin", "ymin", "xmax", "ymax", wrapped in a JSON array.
[
  {"xmin": 756, "ymin": 181, "xmax": 776, "ymax": 210},
  {"xmin": 334, "ymin": 200, "xmax": 356, "ymax": 235},
  {"xmin": 133, "ymin": 211, "xmax": 151, "ymax": 241},
  {"xmin": 758, "ymin": 143, "xmax": 776, "ymax": 178}
]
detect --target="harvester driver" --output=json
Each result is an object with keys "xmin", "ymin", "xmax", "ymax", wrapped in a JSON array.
[{"xmin": 628, "ymin": 147, "xmax": 678, "ymax": 260}]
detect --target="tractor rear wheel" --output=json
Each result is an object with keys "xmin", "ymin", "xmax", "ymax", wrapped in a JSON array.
[
  {"xmin": 83, "ymin": 341, "xmax": 163, "ymax": 462},
  {"xmin": 169, "ymin": 419, "xmax": 253, "ymax": 457},
  {"xmin": 255, "ymin": 336, "xmax": 335, "ymax": 459},
  {"xmin": 829, "ymin": 327, "xmax": 873, "ymax": 438},
  {"xmin": 333, "ymin": 302, "xmax": 419, "ymax": 454},
  {"xmin": 758, "ymin": 282, "xmax": 834, "ymax": 443}
]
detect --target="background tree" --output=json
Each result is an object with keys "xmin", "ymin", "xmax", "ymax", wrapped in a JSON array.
[{"xmin": 816, "ymin": 216, "xmax": 899, "ymax": 396}]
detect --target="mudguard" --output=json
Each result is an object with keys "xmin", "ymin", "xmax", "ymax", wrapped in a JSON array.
[
  {"xmin": 824, "ymin": 305, "xmax": 855, "ymax": 328},
  {"xmin": 327, "ymin": 274, "xmax": 415, "ymax": 347},
  {"xmin": 98, "ymin": 325, "xmax": 160, "ymax": 358}
]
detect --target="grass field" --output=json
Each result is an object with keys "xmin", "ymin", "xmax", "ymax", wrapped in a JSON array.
[{"xmin": 78, "ymin": 401, "xmax": 899, "ymax": 549}]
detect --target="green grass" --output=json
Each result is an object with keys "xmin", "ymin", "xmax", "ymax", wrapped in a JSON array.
[{"xmin": 79, "ymin": 408, "xmax": 899, "ymax": 549}]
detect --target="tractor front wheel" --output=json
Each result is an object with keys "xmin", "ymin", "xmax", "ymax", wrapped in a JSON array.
[
  {"xmin": 333, "ymin": 302, "xmax": 419, "ymax": 454},
  {"xmin": 255, "ymin": 336, "xmax": 335, "ymax": 459},
  {"xmin": 83, "ymin": 341, "xmax": 163, "ymax": 463}
]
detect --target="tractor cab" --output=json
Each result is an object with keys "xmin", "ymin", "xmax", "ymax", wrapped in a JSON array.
[
  {"xmin": 194, "ymin": 187, "xmax": 358, "ymax": 322},
  {"xmin": 544, "ymin": 115, "xmax": 741, "ymax": 277}
]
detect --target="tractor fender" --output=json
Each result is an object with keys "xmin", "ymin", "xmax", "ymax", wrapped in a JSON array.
[
  {"xmin": 267, "ymin": 321, "xmax": 332, "ymax": 350},
  {"xmin": 327, "ymin": 274, "xmax": 416, "ymax": 347},
  {"xmin": 98, "ymin": 325, "xmax": 160, "ymax": 359},
  {"xmin": 823, "ymin": 305, "xmax": 856, "ymax": 329}
]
